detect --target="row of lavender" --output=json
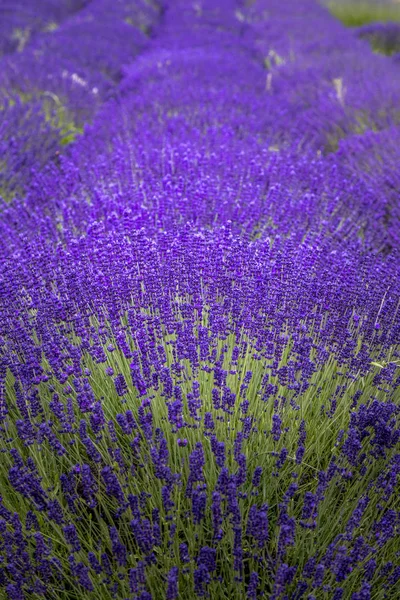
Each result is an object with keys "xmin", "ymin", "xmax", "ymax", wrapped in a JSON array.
[
  {"xmin": 0, "ymin": 0, "xmax": 161, "ymax": 199},
  {"xmin": 0, "ymin": 0, "xmax": 399, "ymax": 599}
]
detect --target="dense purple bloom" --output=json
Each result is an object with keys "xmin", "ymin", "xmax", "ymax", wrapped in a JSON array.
[
  {"xmin": 152, "ymin": 508, "xmax": 161, "ymax": 546},
  {"xmin": 167, "ymin": 397, "xmax": 184, "ymax": 431},
  {"xmin": 387, "ymin": 565, "xmax": 400, "ymax": 587},
  {"xmin": 25, "ymin": 511, "xmax": 39, "ymax": 532},
  {"xmin": 302, "ymin": 557, "xmax": 316, "ymax": 580},
  {"xmin": 151, "ymin": 436, "xmax": 171, "ymax": 481},
  {"xmin": 233, "ymin": 526, "xmax": 243, "ymax": 575},
  {"xmin": 138, "ymin": 400, "xmax": 153, "ymax": 441}
]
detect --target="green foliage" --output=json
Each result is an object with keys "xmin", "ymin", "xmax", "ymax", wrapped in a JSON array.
[{"xmin": 327, "ymin": 1, "xmax": 400, "ymax": 28}]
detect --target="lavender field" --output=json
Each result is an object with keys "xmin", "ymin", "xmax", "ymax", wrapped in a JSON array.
[{"xmin": 0, "ymin": 1, "xmax": 399, "ymax": 598}]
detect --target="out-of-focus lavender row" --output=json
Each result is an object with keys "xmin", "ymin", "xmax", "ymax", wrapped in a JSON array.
[
  {"xmin": 0, "ymin": 1, "xmax": 89, "ymax": 58},
  {"xmin": 0, "ymin": 0, "xmax": 163, "ymax": 198}
]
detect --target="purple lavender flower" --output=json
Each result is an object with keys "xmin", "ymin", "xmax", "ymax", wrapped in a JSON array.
[
  {"xmin": 210, "ymin": 435, "xmax": 226, "ymax": 468},
  {"xmin": 197, "ymin": 546, "xmax": 217, "ymax": 574},
  {"xmin": 47, "ymin": 499, "xmax": 64, "ymax": 525},
  {"xmin": 375, "ymin": 510, "xmax": 397, "ymax": 546},
  {"xmin": 167, "ymin": 396, "xmax": 184, "ymax": 431},
  {"xmin": 312, "ymin": 563, "xmax": 325, "ymax": 588},
  {"xmin": 74, "ymin": 561, "xmax": 93, "ymax": 591},
  {"xmin": 80, "ymin": 464, "xmax": 98, "ymax": 508},
  {"xmin": 277, "ymin": 505, "xmax": 296, "ymax": 557},
  {"xmin": 192, "ymin": 486, "xmax": 207, "ymax": 524},
  {"xmin": 246, "ymin": 504, "xmax": 269, "ymax": 548},
  {"xmin": 166, "ymin": 566, "xmax": 179, "ymax": 600},
  {"xmin": 271, "ymin": 563, "xmax": 297, "ymax": 599},
  {"xmin": 8, "ymin": 451, "xmax": 48, "ymax": 511},
  {"xmin": 387, "ymin": 565, "xmax": 400, "ymax": 587},
  {"xmin": 204, "ymin": 412, "xmax": 215, "ymax": 430},
  {"xmin": 332, "ymin": 546, "xmax": 353, "ymax": 582},
  {"xmin": 296, "ymin": 420, "xmax": 306, "ymax": 464},
  {"xmin": 276, "ymin": 447, "xmax": 289, "ymax": 471},
  {"xmin": 88, "ymin": 552, "xmax": 102, "ymax": 575},
  {"xmin": 109, "ymin": 526, "xmax": 127, "ymax": 567},
  {"xmin": 194, "ymin": 563, "xmax": 211, "ymax": 597},
  {"xmin": 247, "ymin": 572, "xmax": 259, "ymax": 599},
  {"xmin": 351, "ymin": 582, "xmax": 371, "ymax": 600},
  {"xmin": 185, "ymin": 442, "xmax": 205, "ymax": 497},
  {"xmin": 114, "ymin": 373, "xmax": 128, "ymax": 397},
  {"xmin": 101, "ymin": 466, "xmax": 125, "ymax": 504},
  {"xmin": 179, "ymin": 542, "xmax": 190, "ymax": 564},
  {"xmin": 25, "ymin": 511, "xmax": 39, "ymax": 532},
  {"xmin": 63, "ymin": 524, "xmax": 81, "ymax": 553},
  {"xmin": 161, "ymin": 484, "xmax": 175, "ymax": 515},
  {"xmin": 130, "ymin": 518, "xmax": 154, "ymax": 555},
  {"xmin": 211, "ymin": 491, "xmax": 223, "ymax": 541},
  {"xmin": 271, "ymin": 414, "xmax": 282, "ymax": 442},
  {"xmin": 345, "ymin": 496, "xmax": 370, "ymax": 539},
  {"xmin": 251, "ymin": 466, "xmax": 262, "ymax": 488}
]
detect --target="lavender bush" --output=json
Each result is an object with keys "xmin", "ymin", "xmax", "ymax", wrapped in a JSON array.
[{"xmin": 0, "ymin": 0, "xmax": 399, "ymax": 599}]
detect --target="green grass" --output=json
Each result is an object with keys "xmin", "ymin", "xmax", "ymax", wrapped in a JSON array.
[{"xmin": 327, "ymin": 1, "xmax": 400, "ymax": 27}]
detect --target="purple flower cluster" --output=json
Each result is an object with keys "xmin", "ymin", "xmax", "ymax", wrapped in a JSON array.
[{"xmin": 0, "ymin": 0, "xmax": 399, "ymax": 599}]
